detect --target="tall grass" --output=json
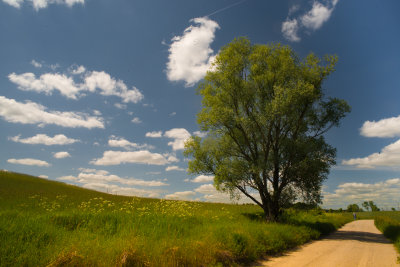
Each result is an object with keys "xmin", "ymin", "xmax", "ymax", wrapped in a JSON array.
[
  {"xmin": 0, "ymin": 171, "xmax": 352, "ymax": 266},
  {"xmin": 372, "ymin": 212, "xmax": 400, "ymax": 256}
]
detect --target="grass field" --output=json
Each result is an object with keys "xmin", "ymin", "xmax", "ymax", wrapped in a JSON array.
[{"xmin": 0, "ymin": 170, "xmax": 352, "ymax": 266}]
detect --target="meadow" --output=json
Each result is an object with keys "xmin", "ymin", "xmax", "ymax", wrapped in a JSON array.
[{"xmin": 0, "ymin": 170, "xmax": 352, "ymax": 266}]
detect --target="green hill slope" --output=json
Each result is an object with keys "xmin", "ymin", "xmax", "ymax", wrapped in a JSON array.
[{"xmin": 0, "ymin": 171, "xmax": 351, "ymax": 266}]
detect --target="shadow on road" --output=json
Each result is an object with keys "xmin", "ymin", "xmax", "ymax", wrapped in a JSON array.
[{"xmin": 326, "ymin": 230, "xmax": 391, "ymax": 244}]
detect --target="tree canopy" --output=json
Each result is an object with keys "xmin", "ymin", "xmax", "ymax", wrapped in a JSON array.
[{"xmin": 184, "ymin": 37, "xmax": 350, "ymax": 221}]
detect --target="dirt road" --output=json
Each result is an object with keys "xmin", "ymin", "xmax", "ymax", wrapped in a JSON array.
[{"xmin": 261, "ymin": 220, "xmax": 399, "ymax": 267}]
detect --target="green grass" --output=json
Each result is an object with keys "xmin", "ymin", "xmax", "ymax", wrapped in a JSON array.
[{"xmin": 0, "ymin": 171, "xmax": 352, "ymax": 266}]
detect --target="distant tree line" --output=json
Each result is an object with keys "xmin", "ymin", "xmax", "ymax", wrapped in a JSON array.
[{"xmin": 346, "ymin": 201, "xmax": 381, "ymax": 212}]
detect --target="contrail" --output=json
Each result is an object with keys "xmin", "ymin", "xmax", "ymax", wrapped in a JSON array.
[{"xmin": 205, "ymin": 0, "xmax": 248, "ymax": 17}]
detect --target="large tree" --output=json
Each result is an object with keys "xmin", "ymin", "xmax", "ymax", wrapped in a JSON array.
[{"xmin": 184, "ymin": 38, "xmax": 350, "ymax": 221}]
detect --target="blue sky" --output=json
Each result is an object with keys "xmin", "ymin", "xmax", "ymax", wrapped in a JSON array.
[{"xmin": 1, "ymin": 0, "xmax": 400, "ymax": 209}]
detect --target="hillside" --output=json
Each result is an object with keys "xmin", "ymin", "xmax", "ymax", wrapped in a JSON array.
[{"xmin": 0, "ymin": 171, "xmax": 352, "ymax": 266}]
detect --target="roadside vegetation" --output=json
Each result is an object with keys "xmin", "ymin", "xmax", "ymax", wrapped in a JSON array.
[
  {"xmin": 355, "ymin": 211, "xmax": 400, "ymax": 256},
  {"xmin": 0, "ymin": 171, "xmax": 352, "ymax": 266}
]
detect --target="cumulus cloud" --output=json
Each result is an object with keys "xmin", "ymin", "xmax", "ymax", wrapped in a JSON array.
[
  {"xmin": 2, "ymin": 0, "xmax": 24, "ymax": 8},
  {"xmin": 323, "ymin": 178, "xmax": 400, "ymax": 209},
  {"xmin": 8, "ymin": 68, "xmax": 143, "ymax": 104},
  {"xmin": 53, "ymin": 151, "xmax": 71, "ymax": 158},
  {"xmin": 193, "ymin": 131, "xmax": 207, "ymax": 138},
  {"xmin": 164, "ymin": 128, "xmax": 191, "ymax": 151},
  {"xmin": 108, "ymin": 136, "xmax": 153, "ymax": 150},
  {"xmin": 31, "ymin": 60, "xmax": 42, "ymax": 68},
  {"xmin": 9, "ymin": 72, "xmax": 81, "ymax": 99},
  {"xmin": 281, "ymin": 18, "xmax": 300, "ymax": 42},
  {"xmin": 191, "ymin": 175, "xmax": 214, "ymax": 183},
  {"xmin": 0, "ymin": 96, "xmax": 104, "ymax": 129},
  {"xmin": 91, "ymin": 150, "xmax": 174, "ymax": 166},
  {"xmin": 38, "ymin": 175, "xmax": 48, "ymax": 179},
  {"xmin": 58, "ymin": 169, "xmax": 165, "ymax": 197},
  {"xmin": 131, "ymin": 117, "xmax": 142, "ymax": 124},
  {"xmin": 84, "ymin": 71, "xmax": 143, "ymax": 103},
  {"xmin": 361, "ymin": 115, "xmax": 400, "ymax": 138},
  {"xmin": 193, "ymin": 183, "xmax": 260, "ymax": 204},
  {"xmin": 300, "ymin": 1, "xmax": 337, "ymax": 31},
  {"xmin": 71, "ymin": 65, "xmax": 86, "ymax": 75},
  {"xmin": 83, "ymin": 183, "xmax": 161, "ymax": 198},
  {"xmin": 2, "ymin": 0, "xmax": 84, "ymax": 10},
  {"xmin": 7, "ymin": 158, "xmax": 50, "ymax": 167},
  {"xmin": 282, "ymin": 0, "xmax": 338, "ymax": 42},
  {"xmin": 114, "ymin": 103, "xmax": 127, "ymax": 110},
  {"xmin": 342, "ymin": 139, "xmax": 400, "ymax": 169},
  {"xmin": 165, "ymin": 165, "xmax": 185, "ymax": 172},
  {"xmin": 163, "ymin": 153, "xmax": 180, "ymax": 163},
  {"xmin": 9, "ymin": 134, "xmax": 79, "ymax": 145},
  {"xmin": 59, "ymin": 169, "xmax": 167, "ymax": 187},
  {"xmin": 145, "ymin": 131, "xmax": 162, "ymax": 138},
  {"xmin": 166, "ymin": 17, "xmax": 219, "ymax": 87},
  {"xmin": 165, "ymin": 191, "xmax": 196, "ymax": 200}
]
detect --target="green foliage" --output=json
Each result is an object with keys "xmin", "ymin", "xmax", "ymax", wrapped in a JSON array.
[
  {"xmin": 361, "ymin": 201, "xmax": 380, "ymax": 211},
  {"xmin": 346, "ymin": 203, "xmax": 362, "ymax": 212},
  {"xmin": 0, "ymin": 171, "xmax": 352, "ymax": 266},
  {"xmin": 374, "ymin": 213, "xmax": 400, "ymax": 255},
  {"xmin": 185, "ymin": 37, "xmax": 350, "ymax": 221}
]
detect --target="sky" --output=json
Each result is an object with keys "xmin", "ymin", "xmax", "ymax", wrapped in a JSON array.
[{"xmin": 1, "ymin": 0, "xmax": 400, "ymax": 209}]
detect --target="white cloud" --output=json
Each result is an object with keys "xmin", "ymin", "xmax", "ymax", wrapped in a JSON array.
[
  {"xmin": 108, "ymin": 136, "xmax": 152, "ymax": 150},
  {"xmin": 193, "ymin": 131, "xmax": 207, "ymax": 138},
  {"xmin": 164, "ymin": 128, "xmax": 191, "ymax": 151},
  {"xmin": 166, "ymin": 17, "xmax": 219, "ymax": 87},
  {"xmin": 323, "ymin": 178, "xmax": 400, "ymax": 209},
  {"xmin": 288, "ymin": 4, "xmax": 300, "ymax": 16},
  {"xmin": 145, "ymin": 131, "xmax": 162, "ymax": 138},
  {"xmin": 92, "ymin": 110, "xmax": 101, "ymax": 116},
  {"xmin": 165, "ymin": 165, "xmax": 185, "ymax": 172},
  {"xmin": 31, "ymin": 60, "xmax": 42, "ymax": 68},
  {"xmin": 53, "ymin": 151, "xmax": 71, "ymax": 159},
  {"xmin": 71, "ymin": 65, "xmax": 86, "ymax": 75},
  {"xmin": 281, "ymin": 18, "xmax": 300, "ymax": 42},
  {"xmin": 146, "ymin": 171, "xmax": 161, "ymax": 175},
  {"xmin": 82, "ymin": 183, "xmax": 161, "ymax": 198},
  {"xmin": 0, "ymin": 96, "xmax": 104, "ymax": 129},
  {"xmin": 164, "ymin": 153, "xmax": 179, "ymax": 163},
  {"xmin": 300, "ymin": 1, "xmax": 337, "ymax": 31},
  {"xmin": 62, "ymin": 169, "xmax": 168, "ymax": 187},
  {"xmin": 8, "ymin": 68, "xmax": 143, "ymax": 104},
  {"xmin": 2, "ymin": 0, "xmax": 23, "ymax": 8},
  {"xmin": 165, "ymin": 191, "xmax": 196, "ymax": 200},
  {"xmin": 194, "ymin": 183, "xmax": 258, "ymax": 204},
  {"xmin": 9, "ymin": 72, "xmax": 81, "ymax": 99},
  {"xmin": 342, "ymin": 139, "xmax": 400, "ymax": 169},
  {"xmin": 114, "ymin": 103, "xmax": 127, "ymax": 109},
  {"xmin": 7, "ymin": 158, "xmax": 50, "ymax": 167},
  {"xmin": 91, "ymin": 150, "xmax": 173, "ymax": 166},
  {"xmin": 2, "ymin": 0, "xmax": 84, "ymax": 10},
  {"xmin": 84, "ymin": 71, "xmax": 143, "ymax": 103},
  {"xmin": 38, "ymin": 175, "xmax": 48, "ymax": 179},
  {"xmin": 131, "ymin": 117, "xmax": 142, "ymax": 124},
  {"xmin": 191, "ymin": 175, "xmax": 214, "ymax": 183},
  {"xmin": 194, "ymin": 183, "xmax": 216, "ymax": 195},
  {"xmin": 282, "ymin": 1, "xmax": 338, "ymax": 42},
  {"xmin": 169, "ymin": 112, "xmax": 176, "ymax": 117},
  {"xmin": 9, "ymin": 134, "xmax": 79, "ymax": 145},
  {"xmin": 58, "ymin": 169, "xmax": 165, "ymax": 197},
  {"xmin": 361, "ymin": 115, "xmax": 400, "ymax": 138},
  {"xmin": 58, "ymin": 175, "xmax": 77, "ymax": 181}
]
